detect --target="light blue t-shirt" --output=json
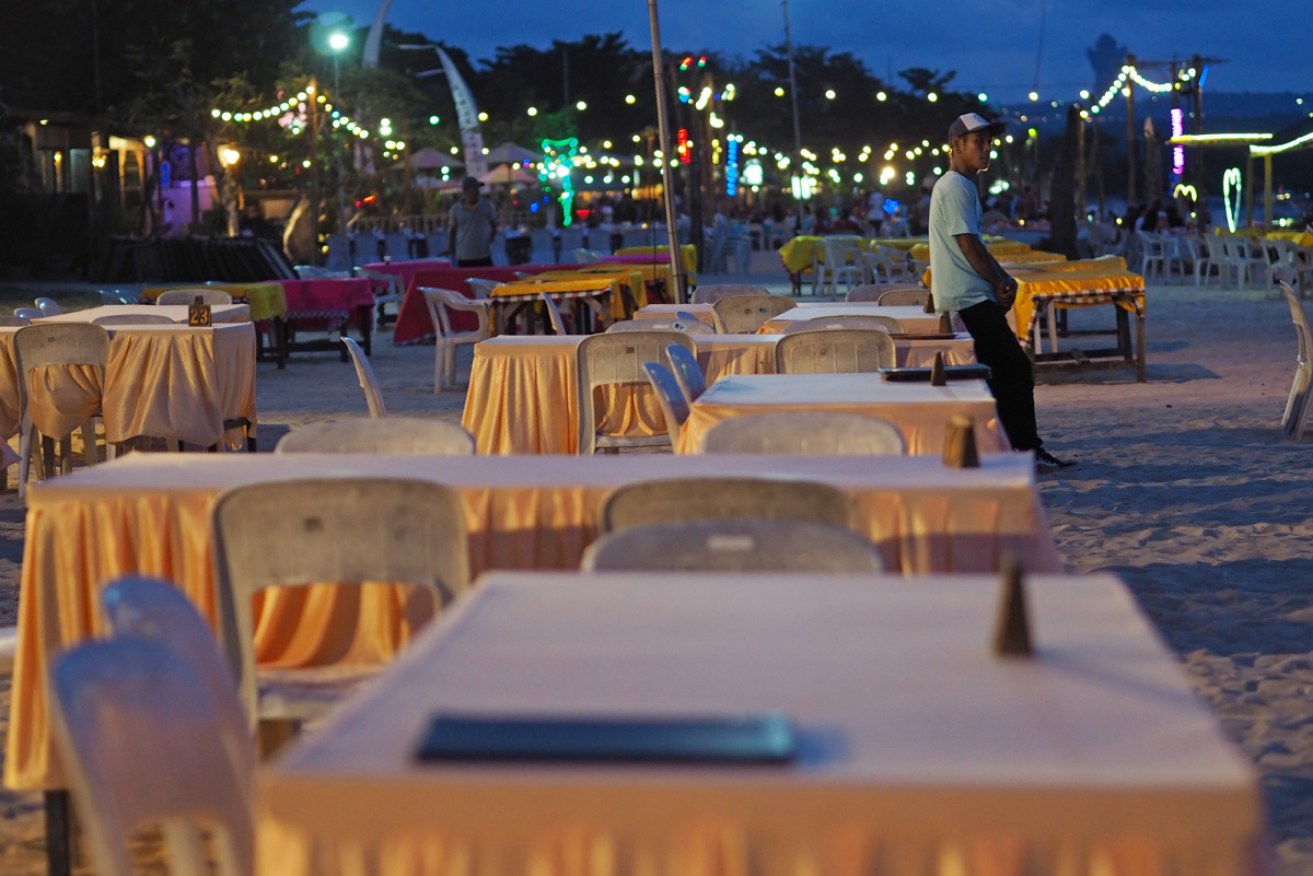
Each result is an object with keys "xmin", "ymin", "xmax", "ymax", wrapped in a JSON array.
[{"xmin": 928, "ymin": 170, "xmax": 992, "ymax": 313}]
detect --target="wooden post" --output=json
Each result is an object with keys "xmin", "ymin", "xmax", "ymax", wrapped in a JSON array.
[{"xmin": 1125, "ymin": 53, "xmax": 1137, "ymax": 206}]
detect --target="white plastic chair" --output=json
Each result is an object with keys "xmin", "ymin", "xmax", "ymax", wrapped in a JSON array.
[
  {"xmin": 599, "ymin": 476, "xmax": 857, "ymax": 533},
  {"xmin": 464, "ymin": 277, "xmax": 500, "ymax": 300},
  {"xmin": 99, "ymin": 576, "xmax": 252, "ymax": 778},
  {"xmin": 576, "ymin": 331, "xmax": 697, "ymax": 454},
  {"xmin": 1136, "ymin": 231, "xmax": 1166, "ymax": 282},
  {"xmin": 642, "ymin": 361, "xmax": 690, "ymax": 445},
  {"xmin": 34, "ymin": 297, "xmax": 63, "ymax": 316},
  {"xmin": 341, "ymin": 336, "xmax": 386, "ymax": 416},
  {"xmin": 90, "ymin": 313, "xmax": 176, "ymax": 326},
  {"xmin": 538, "ymin": 291, "xmax": 569, "ymax": 335},
  {"xmin": 582, "ymin": 519, "xmax": 884, "ymax": 573},
  {"xmin": 420, "ymin": 287, "xmax": 492, "ymax": 391},
  {"xmin": 664, "ymin": 342, "xmax": 707, "ymax": 403},
  {"xmin": 210, "ymin": 477, "xmax": 471, "ymax": 725},
  {"xmin": 606, "ymin": 318, "xmax": 714, "ymax": 334},
  {"xmin": 574, "ymin": 248, "xmax": 605, "ymax": 263},
  {"xmin": 14, "ymin": 324, "xmax": 111, "ymax": 499},
  {"xmin": 690, "ymin": 284, "xmax": 768, "ymax": 305},
  {"xmin": 712, "ymin": 293, "xmax": 795, "ymax": 333},
  {"xmin": 355, "ymin": 267, "xmax": 405, "ymax": 323},
  {"xmin": 49, "ymin": 637, "xmax": 254, "ymax": 876},
  {"xmin": 156, "ymin": 288, "xmax": 233, "ymax": 305},
  {"xmin": 699, "ymin": 411, "xmax": 907, "ymax": 455},
  {"xmin": 14, "ymin": 307, "xmax": 41, "ymax": 320},
  {"xmin": 1281, "ymin": 282, "xmax": 1313, "ymax": 438},
  {"xmin": 775, "ymin": 327, "xmax": 896, "ymax": 373},
  {"xmin": 275, "ymin": 417, "xmax": 475, "ymax": 454},
  {"xmin": 876, "ymin": 287, "xmax": 932, "ymax": 307},
  {"xmin": 781, "ymin": 314, "xmax": 902, "ymax": 335},
  {"xmin": 814, "ymin": 236, "xmax": 866, "ymax": 298}
]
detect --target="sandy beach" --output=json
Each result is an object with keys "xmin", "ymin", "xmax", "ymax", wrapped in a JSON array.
[{"xmin": 2, "ymin": 275, "xmax": 1312, "ymax": 873}]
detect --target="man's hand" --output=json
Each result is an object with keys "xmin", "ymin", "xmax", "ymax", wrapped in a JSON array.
[{"xmin": 994, "ymin": 275, "xmax": 1018, "ymax": 310}]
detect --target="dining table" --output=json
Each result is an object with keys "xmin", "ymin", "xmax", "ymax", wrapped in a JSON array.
[
  {"xmin": 258, "ymin": 570, "xmax": 1261, "ymax": 876},
  {"xmin": 140, "ymin": 283, "xmax": 290, "ymax": 367},
  {"xmin": 33, "ymin": 303, "xmax": 251, "ymax": 324},
  {"xmin": 5, "ymin": 450, "xmax": 1060, "ymax": 792},
  {"xmin": 679, "ymin": 373, "xmax": 1006, "ymax": 455},
  {"xmin": 0, "ymin": 320, "xmax": 257, "ymax": 449},
  {"xmin": 276, "ymin": 278, "xmax": 375, "ymax": 358},
  {"xmin": 757, "ymin": 303, "xmax": 948, "ymax": 335},
  {"xmin": 461, "ymin": 334, "xmax": 977, "ymax": 455},
  {"xmin": 391, "ymin": 264, "xmax": 584, "ymax": 345}
]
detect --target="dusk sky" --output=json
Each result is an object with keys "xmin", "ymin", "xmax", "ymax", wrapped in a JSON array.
[{"xmin": 298, "ymin": 0, "xmax": 1313, "ymax": 106}]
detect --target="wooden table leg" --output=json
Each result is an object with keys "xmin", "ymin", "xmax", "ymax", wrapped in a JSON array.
[{"xmin": 46, "ymin": 790, "xmax": 72, "ymax": 876}]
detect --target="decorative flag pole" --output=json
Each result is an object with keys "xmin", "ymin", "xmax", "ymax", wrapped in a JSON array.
[{"xmin": 646, "ymin": 0, "xmax": 688, "ymax": 303}]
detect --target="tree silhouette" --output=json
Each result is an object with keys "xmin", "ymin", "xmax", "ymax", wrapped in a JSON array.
[{"xmin": 1085, "ymin": 34, "xmax": 1128, "ymax": 95}]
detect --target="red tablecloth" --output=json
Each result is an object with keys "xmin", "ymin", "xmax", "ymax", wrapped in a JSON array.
[
  {"xmin": 359, "ymin": 259, "xmax": 451, "ymax": 281},
  {"xmin": 393, "ymin": 263, "xmax": 583, "ymax": 344},
  {"xmin": 277, "ymin": 278, "xmax": 375, "ymax": 334}
]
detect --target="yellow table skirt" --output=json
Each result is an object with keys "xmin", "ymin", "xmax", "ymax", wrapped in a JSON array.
[
  {"xmin": 0, "ymin": 324, "xmax": 257, "ymax": 447},
  {"xmin": 6, "ymin": 452, "xmax": 1060, "ymax": 791},
  {"xmin": 142, "ymin": 282, "xmax": 288, "ymax": 322},
  {"xmin": 1014, "ymin": 269, "xmax": 1147, "ymax": 341},
  {"xmin": 615, "ymin": 244, "xmax": 697, "ymax": 282},
  {"xmin": 493, "ymin": 276, "xmax": 629, "ymax": 321}
]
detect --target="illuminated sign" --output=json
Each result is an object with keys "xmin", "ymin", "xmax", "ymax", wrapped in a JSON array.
[{"xmin": 677, "ymin": 128, "xmax": 691, "ymax": 164}]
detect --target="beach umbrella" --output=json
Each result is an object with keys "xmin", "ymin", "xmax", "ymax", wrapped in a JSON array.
[
  {"xmin": 479, "ymin": 165, "xmax": 539, "ymax": 187},
  {"xmin": 484, "ymin": 141, "xmax": 541, "ymax": 166},
  {"xmin": 409, "ymin": 146, "xmax": 462, "ymax": 171}
]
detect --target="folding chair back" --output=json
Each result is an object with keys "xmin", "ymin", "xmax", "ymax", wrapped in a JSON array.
[
  {"xmin": 275, "ymin": 417, "xmax": 475, "ymax": 454},
  {"xmin": 642, "ymin": 361, "xmax": 689, "ymax": 443},
  {"xmin": 664, "ymin": 343, "xmax": 707, "ymax": 403},
  {"xmin": 781, "ymin": 314, "xmax": 902, "ymax": 334},
  {"xmin": 341, "ymin": 336, "xmax": 386, "ymax": 416},
  {"xmin": 775, "ymin": 327, "xmax": 895, "ymax": 373},
  {"xmin": 576, "ymin": 331, "xmax": 697, "ymax": 454},
  {"xmin": 50, "ymin": 638, "xmax": 253, "ymax": 876},
  {"xmin": 690, "ymin": 284, "xmax": 768, "ymax": 305},
  {"xmin": 599, "ymin": 476, "xmax": 856, "ymax": 533},
  {"xmin": 211, "ymin": 478, "xmax": 471, "ymax": 722},
  {"xmin": 582, "ymin": 519, "xmax": 884, "ymax": 573},
  {"xmin": 156, "ymin": 288, "xmax": 233, "ymax": 305},
  {"xmin": 699, "ymin": 411, "xmax": 906, "ymax": 455},
  {"xmin": 712, "ymin": 293, "xmax": 795, "ymax": 333}
]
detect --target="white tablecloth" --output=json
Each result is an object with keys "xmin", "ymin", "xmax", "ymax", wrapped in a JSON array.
[
  {"xmin": 680, "ymin": 373, "xmax": 1006, "ymax": 455},
  {"xmin": 260, "ymin": 572, "xmax": 1262, "ymax": 876}
]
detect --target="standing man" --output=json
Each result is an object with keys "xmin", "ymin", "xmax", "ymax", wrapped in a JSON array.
[
  {"xmin": 448, "ymin": 176, "xmax": 497, "ymax": 267},
  {"xmin": 929, "ymin": 113, "xmax": 1074, "ymax": 471}
]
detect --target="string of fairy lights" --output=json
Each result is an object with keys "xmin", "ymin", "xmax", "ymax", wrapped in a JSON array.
[{"xmin": 203, "ymin": 62, "xmax": 1305, "ymax": 200}]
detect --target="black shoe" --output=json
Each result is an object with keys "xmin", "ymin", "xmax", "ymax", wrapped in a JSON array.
[{"xmin": 1034, "ymin": 448, "xmax": 1076, "ymax": 472}]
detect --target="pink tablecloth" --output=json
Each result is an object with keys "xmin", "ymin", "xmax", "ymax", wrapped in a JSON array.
[
  {"xmin": 358, "ymin": 259, "xmax": 450, "ymax": 280},
  {"xmin": 393, "ymin": 263, "xmax": 584, "ymax": 344},
  {"xmin": 277, "ymin": 279, "xmax": 375, "ymax": 334}
]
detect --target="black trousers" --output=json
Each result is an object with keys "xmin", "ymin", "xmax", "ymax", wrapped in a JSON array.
[
  {"xmin": 454, "ymin": 256, "xmax": 494, "ymax": 268},
  {"xmin": 957, "ymin": 300, "xmax": 1042, "ymax": 452}
]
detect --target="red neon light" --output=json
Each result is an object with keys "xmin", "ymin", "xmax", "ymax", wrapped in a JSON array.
[{"xmin": 677, "ymin": 128, "xmax": 691, "ymax": 163}]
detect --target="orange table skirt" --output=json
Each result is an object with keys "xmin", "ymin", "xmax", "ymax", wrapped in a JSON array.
[{"xmin": 6, "ymin": 451, "xmax": 1060, "ymax": 790}]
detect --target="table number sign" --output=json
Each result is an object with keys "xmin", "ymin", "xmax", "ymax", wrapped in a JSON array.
[{"xmin": 188, "ymin": 296, "xmax": 212, "ymax": 327}]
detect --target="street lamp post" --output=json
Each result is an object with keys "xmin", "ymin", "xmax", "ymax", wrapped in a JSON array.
[{"xmin": 329, "ymin": 30, "xmax": 351, "ymax": 237}]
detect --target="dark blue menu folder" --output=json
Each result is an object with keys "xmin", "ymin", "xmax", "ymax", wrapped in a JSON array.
[
  {"xmin": 415, "ymin": 712, "xmax": 796, "ymax": 764},
  {"xmin": 882, "ymin": 364, "xmax": 992, "ymax": 382}
]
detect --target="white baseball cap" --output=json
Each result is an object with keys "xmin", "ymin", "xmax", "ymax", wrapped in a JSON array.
[{"xmin": 948, "ymin": 113, "xmax": 1006, "ymax": 140}]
